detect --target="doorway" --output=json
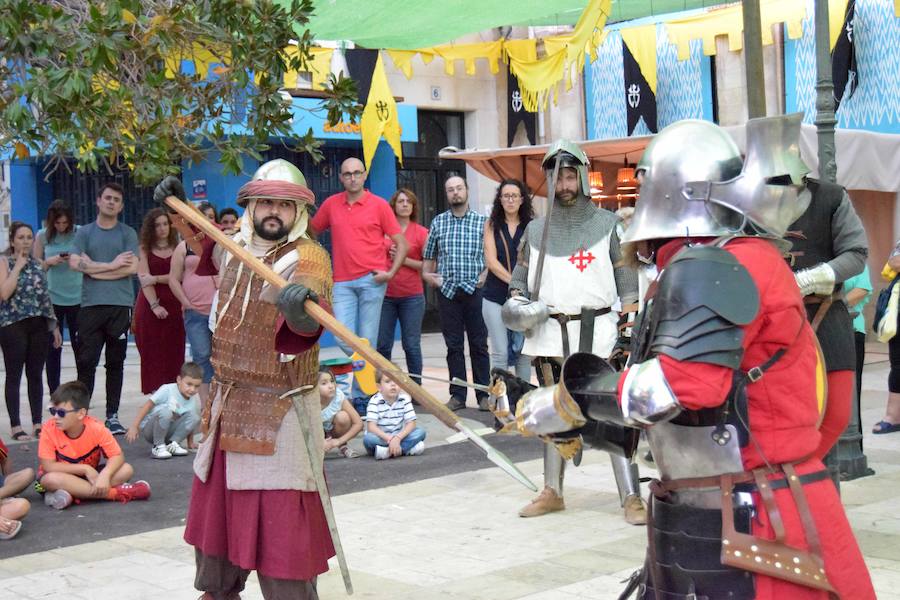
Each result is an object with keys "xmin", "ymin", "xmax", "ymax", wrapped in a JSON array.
[{"xmin": 397, "ymin": 110, "xmax": 466, "ymax": 332}]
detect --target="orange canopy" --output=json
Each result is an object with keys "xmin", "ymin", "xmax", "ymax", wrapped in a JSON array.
[{"xmin": 439, "ymin": 135, "xmax": 653, "ymax": 197}]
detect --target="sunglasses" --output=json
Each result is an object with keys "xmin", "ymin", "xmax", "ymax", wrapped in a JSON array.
[{"xmin": 49, "ymin": 406, "xmax": 78, "ymax": 418}]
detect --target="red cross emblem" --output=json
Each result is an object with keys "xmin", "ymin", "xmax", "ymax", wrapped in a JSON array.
[{"xmin": 569, "ymin": 248, "xmax": 595, "ymax": 272}]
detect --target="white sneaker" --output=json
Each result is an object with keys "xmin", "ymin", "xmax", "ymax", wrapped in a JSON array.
[
  {"xmin": 151, "ymin": 444, "xmax": 172, "ymax": 459},
  {"xmin": 374, "ymin": 445, "xmax": 390, "ymax": 460},
  {"xmin": 407, "ymin": 441, "xmax": 425, "ymax": 456},
  {"xmin": 44, "ymin": 489, "xmax": 73, "ymax": 510},
  {"xmin": 166, "ymin": 441, "xmax": 189, "ymax": 456}
]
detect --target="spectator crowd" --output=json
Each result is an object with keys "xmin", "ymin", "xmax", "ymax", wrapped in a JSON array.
[{"xmin": 0, "ymin": 153, "xmax": 883, "ymax": 542}]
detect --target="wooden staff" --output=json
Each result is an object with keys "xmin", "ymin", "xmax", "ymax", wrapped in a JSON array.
[{"xmin": 163, "ymin": 196, "xmax": 537, "ymax": 492}]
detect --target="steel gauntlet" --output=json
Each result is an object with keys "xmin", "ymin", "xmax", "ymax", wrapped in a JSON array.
[{"xmin": 794, "ymin": 262, "xmax": 836, "ymax": 296}]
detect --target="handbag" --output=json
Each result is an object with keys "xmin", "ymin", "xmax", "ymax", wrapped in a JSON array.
[{"xmin": 873, "ymin": 276, "xmax": 900, "ymax": 342}]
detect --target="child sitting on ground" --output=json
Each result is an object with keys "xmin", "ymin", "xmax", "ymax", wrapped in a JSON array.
[
  {"xmin": 0, "ymin": 437, "xmax": 33, "ymax": 539},
  {"xmin": 319, "ymin": 369, "xmax": 363, "ymax": 458},
  {"xmin": 364, "ymin": 369, "xmax": 426, "ymax": 460},
  {"xmin": 38, "ymin": 381, "xmax": 151, "ymax": 510},
  {"xmin": 126, "ymin": 362, "xmax": 202, "ymax": 459}
]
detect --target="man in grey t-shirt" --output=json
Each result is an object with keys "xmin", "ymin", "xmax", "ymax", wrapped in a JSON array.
[{"xmin": 69, "ymin": 182, "xmax": 139, "ymax": 435}]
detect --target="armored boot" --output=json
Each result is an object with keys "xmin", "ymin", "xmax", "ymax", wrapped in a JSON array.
[
  {"xmin": 519, "ymin": 444, "xmax": 566, "ymax": 517},
  {"xmin": 612, "ymin": 454, "xmax": 647, "ymax": 525}
]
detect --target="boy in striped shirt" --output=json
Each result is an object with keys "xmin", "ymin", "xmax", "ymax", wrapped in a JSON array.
[{"xmin": 364, "ymin": 369, "xmax": 426, "ymax": 460}]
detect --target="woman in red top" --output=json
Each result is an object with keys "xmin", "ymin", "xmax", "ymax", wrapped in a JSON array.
[
  {"xmin": 376, "ymin": 189, "xmax": 429, "ymax": 383},
  {"xmin": 133, "ymin": 209, "xmax": 186, "ymax": 394}
]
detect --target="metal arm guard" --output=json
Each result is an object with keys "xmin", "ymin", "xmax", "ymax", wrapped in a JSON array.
[{"xmin": 638, "ymin": 244, "xmax": 760, "ymax": 369}]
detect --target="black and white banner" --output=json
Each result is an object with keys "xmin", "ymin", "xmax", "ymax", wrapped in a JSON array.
[
  {"xmin": 623, "ymin": 41, "xmax": 657, "ymax": 136},
  {"xmin": 507, "ymin": 67, "xmax": 536, "ymax": 146},
  {"xmin": 832, "ymin": 0, "xmax": 859, "ymax": 111}
]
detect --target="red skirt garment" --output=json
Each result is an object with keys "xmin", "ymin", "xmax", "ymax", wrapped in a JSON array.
[
  {"xmin": 183, "ymin": 442, "xmax": 335, "ymax": 581},
  {"xmin": 133, "ymin": 251, "xmax": 186, "ymax": 393}
]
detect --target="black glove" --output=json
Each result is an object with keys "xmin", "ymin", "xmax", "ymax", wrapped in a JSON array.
[
  {"xmin": 153, "ymin": 176, "xmax": 187, "ymax": 205},
  {"xmin": 277, "ymin": 283, "xmax": 320, "ymax": 334},
  {"xmin": 608, "ymin": 312, "xmax": 634, "ymax": 371}
]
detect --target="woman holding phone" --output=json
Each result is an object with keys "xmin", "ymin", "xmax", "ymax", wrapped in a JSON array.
[
  {"xmin": 0, "ymin": 222, "xmax": 62, "ymax": 441},
  {"xmin": 33, "ymin": 200, "xmax": 82, "ymax": 393}
]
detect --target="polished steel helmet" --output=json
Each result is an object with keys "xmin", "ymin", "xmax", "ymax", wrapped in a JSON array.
[
  {"xmin": 622, "ymin": 114, "xmax": 810, "ymax": 244},
  {"xmin": 713, "ymin": 112, "xmax": 810, "ymax": 238},
  {"xmin": 252, "ymin": 158, "xmax": 307, "ymax": 186},
  {"xmin": 621, "ymin": 120, "xmax": 744, "ymax": 244},
  {"xmin": 542, "ymin": 139, "xmax": 591, "ymax": 197}
]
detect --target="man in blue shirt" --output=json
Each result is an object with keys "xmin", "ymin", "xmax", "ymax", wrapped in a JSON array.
[
  {"xmin": 423, "ymin": 175, "xmax": 490, "ymax": 411},
  {"xmin": 69, "ymin": 182, "xmax": 139, "ymax": 435}
]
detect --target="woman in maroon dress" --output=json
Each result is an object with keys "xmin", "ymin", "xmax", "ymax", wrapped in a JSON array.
[{"xmin": 133, "ymin": 208, "xmax": 185, "ymax": 394}]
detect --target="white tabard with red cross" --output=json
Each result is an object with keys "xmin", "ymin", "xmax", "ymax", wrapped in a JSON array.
[{"xmin": 522, "ymin": 234, "xmax": 618, "ymax": 359}]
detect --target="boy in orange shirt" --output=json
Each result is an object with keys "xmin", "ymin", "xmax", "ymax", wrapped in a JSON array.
[{"xmin": 38, "ymin": 381, "xmax": 150, "ymax": 510}]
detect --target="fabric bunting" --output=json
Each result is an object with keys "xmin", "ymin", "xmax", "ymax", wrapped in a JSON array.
[
  {"xmin": 665, "ymin": 0, "xmax": 807, "ymax": 60},
  {"xmin": 508, "ymin": 0, "xmax": 612, "ymax": 111}
]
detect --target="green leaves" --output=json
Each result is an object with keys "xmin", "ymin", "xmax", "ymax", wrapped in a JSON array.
[{"xmin": 0, "ymin": 0, "xmax": 360, "ymax": 184}]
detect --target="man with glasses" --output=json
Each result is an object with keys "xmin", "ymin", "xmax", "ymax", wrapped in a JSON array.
[{"xmin": 311, "ymin": 158, "xmax": 408, "ymax": 406}]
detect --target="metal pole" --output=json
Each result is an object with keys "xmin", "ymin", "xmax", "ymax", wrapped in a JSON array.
[
  {"xmin": 814, "ymin": 0, "xmax": 838, "ymax": 183},
  {"xmin": 742, "ymin": 0, "xmax": 767, "ymax": 118},
  {"xmin": 813, "ymin": 0, "xmax": 871, "ymax": 482}
]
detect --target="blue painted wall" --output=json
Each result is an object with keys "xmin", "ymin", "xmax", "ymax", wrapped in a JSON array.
[
  {"xmin": 181, "ymin": 151, "xmax": 258, "ymax": 211},
  {"xmin": 9, "ymin": 160, "xmax": 40, "ymax": 229},
  {"xmin": 785, "ymin": 0, "xmax": 900, "ymax": 133},
  {"xmin": 585, "ymin": 16, "xmax": 714, "ymax": 139}
]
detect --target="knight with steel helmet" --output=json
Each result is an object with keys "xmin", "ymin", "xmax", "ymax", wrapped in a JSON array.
[
  {"xmin": 155, "ymin": 159, "xmax": 336, "ymax": 599},
  {"xmin": 494, "ymin": 115, "xmax": 874, "ymax": 599},
  {"xmin": 498, "ymin": 139, "xmax": 645, "ymax": 524}
]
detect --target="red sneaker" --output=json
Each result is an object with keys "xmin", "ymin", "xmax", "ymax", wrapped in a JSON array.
[{"xmin": 114, "ymin": 480, "xmax": 151, "ymax": 503}]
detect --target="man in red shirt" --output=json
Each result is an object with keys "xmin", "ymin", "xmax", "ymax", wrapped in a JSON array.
[{"xmin": 310, "ymin": 158, "xmax": 408, "ymax": 405}]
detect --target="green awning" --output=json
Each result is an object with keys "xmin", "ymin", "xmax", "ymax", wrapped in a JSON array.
[{"xmin": 298, "ymin": 0, "xmax": 735, "ymax": 49}]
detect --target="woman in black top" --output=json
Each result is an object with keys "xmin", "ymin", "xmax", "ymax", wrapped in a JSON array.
[{"xmin": 481, "ymin": 179, "xmax": 533, "ymax": 381}]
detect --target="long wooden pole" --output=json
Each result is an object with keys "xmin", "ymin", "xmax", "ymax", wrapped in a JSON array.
[{"xmin": 163, "ymin": 196, "xmax": 537, "ymax": 491}]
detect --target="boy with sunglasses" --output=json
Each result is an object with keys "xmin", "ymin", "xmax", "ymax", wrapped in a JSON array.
[{"xmin": 37, "ymin": 381, "xmax": 150, "ymax": 510}]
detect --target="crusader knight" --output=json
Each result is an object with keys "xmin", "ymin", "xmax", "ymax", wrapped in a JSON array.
[
  {"xmin": 501, "ymin": 140, "xmax": 645, "ymax": 523},
  {"xmin": 492, "ymin": 115, "xmax": 874, "ymax": 599}
]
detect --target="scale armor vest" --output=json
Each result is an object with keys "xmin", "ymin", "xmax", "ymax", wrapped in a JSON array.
[{"xmin": 209, "ymin": 238, "xmax": 330, "ymax": 455}]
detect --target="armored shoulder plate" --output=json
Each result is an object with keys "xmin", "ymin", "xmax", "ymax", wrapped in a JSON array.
[{"xmin": 648, "ymin": 245, "xmax": 760, "ymax": 369}]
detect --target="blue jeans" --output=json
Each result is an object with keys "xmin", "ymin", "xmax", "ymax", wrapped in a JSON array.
[
  {"xmin": 183, "ymin": 309, "xmax": 214, "ymax": 383},
  {"xmin": 363, "ymin": 427, "xmax": 426, "ymax": 455},
  {"xmin": 376, "ymin": 294, "xmax": 425, "ymax": 383},
  {"xmin": 333, "ymin": 274, "xmax": 387, "ymax": 398}
]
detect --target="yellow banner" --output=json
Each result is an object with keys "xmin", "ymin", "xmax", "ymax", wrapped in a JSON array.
[
  {"xmin": 665, "ymin": 0, "xmax": 808, "ymax": 60},
  {"xmin": 360, "ymin": 53, "xmax": 403, "ymax": 171},
  {"xmin": 620, "ymin": 25, "xmax": 658, "ymax": 95}
]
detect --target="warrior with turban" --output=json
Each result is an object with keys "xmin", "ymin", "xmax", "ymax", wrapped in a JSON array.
[{"xmin": 155, "ymin": 159, "xmax": 334, "ymax": 600}]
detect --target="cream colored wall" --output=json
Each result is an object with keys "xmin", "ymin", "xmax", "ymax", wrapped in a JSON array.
[
  {"xmin": 714, "ymin": 29, "xmax": 786, "ymax": 125},
  {"xmin": 384, "ymin": 32, "xmax": 504, "ymax": 216}
]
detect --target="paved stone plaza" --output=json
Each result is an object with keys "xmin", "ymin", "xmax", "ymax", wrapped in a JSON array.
[{"xmin": 0, "ymin": 335, "xmax": 898, "ymax": 599}]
